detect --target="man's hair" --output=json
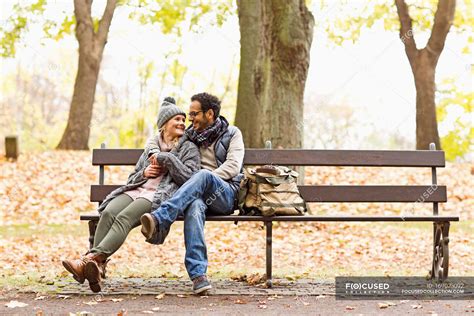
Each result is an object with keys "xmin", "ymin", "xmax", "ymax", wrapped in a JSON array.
[{"xmin": 191, "ymin": 92, "xmax": 221, "ymax": 119}]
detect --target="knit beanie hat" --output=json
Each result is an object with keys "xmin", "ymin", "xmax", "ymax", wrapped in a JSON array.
[{"xmin": 157, "ymin": 97, "xmax": 186, "ymax": 129}]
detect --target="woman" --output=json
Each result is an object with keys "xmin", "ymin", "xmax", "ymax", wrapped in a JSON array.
[{"xmin": 62, "ymin": 97, "xmax": 200, "ymax": 293}]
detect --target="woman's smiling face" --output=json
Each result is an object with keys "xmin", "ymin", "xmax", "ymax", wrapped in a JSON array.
[{"xmin": 164, "ymin": 114, "xmax": 186, "ymax": 138}]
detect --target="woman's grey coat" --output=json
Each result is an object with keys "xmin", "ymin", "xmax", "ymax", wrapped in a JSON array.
[{"xmin": 97, "ymin": 135, "xmax": 200, "ymax": 214}]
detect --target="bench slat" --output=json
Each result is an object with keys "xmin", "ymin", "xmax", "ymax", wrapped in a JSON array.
[
  {"xmin": 80, "ymin": 214, "xmax": 459, "ymax": 222},
  {"xmin": 92, "ymin": 149, "xmax": 446, "ymax": 167},
  {"xmin": 91, "ymin": 185, "xmax": 447, "ymax": 203}
]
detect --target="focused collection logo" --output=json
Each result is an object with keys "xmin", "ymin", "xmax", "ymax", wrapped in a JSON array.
[{"xmin": 345, "ymin": 282, "xmax": 390, "ymax": 295}]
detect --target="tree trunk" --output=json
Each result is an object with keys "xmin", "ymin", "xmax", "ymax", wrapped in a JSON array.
[
  {"xmin": 57, "ymin": 0, "xmax": 116, "ymax": 150},
  {"xmin": 412, "ymin": 51, "xmax": 440, "ymax": 150},
  {"xmin": 235, "ymin": 0, "xmax": 314, "ymax": 148},
  {"xmin": 57, "ymin": 52, "xmax": 101, "ymax": 150},
  {"xmin": 395, "ymin": 0, "xmax": 455, "ymax": 150}
]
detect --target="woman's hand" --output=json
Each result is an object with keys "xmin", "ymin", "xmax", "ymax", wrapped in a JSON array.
[
  {"xmin": 148, "ymin": 154, "xmax": 158, "ymax": 166},
  {"xmin": 143, "ymin": 164, "xmax": 162, "ymax": 178}
]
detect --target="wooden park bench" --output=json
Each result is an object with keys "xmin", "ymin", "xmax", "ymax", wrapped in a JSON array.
[{"xmin": 81, "ymin": 143, "xmax": 458, "ymax": 286}]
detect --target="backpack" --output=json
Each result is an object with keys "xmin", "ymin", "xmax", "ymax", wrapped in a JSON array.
[{"xmin": 238, "ymin": 165, "xmax": 307, "ymax": 216}]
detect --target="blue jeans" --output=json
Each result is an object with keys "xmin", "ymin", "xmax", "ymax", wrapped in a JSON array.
[{"xmin": 150, "ymin": 169, "xmax": 237, "ymax": 279}]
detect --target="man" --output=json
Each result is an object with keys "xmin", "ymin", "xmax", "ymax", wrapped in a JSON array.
[{"xmin": 141, "ymin": 92, "xmax": 245, "ymax": 294}]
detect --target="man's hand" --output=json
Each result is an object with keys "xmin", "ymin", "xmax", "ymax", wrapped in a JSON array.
[{"xmin": 144, "ymin": 164, "xmax": 162, "ymax": 178}]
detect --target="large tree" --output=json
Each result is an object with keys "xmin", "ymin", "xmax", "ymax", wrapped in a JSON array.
[
  {"xmin": 395, "ymin": 0, "xmax": 455, "ymax": 150},
  {"xmin": 324, "ymin": 0, "xmax": 468, "ymax": 150},
  {"xmin": 235, "ymin": 0, "xmax": 314, "ymax": 148},
  {"xmin": 57, "ymin": 0, "xmax": 117, "ymax": 150}
]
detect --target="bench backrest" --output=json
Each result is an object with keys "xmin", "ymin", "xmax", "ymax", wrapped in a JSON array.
[{"xmin": 90, "ymin": 144, "xmax": 446, "ymax": 215}]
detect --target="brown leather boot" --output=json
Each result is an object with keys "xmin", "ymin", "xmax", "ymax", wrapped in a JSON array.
[
  {"xmin": 84, "ymin": 253, "xmax": 108, "ymax": 293},
  {"xmin": 62, "ymin": 253, "xmax": 98, "ymax": 284},
  {"xmin": 101, "ymin": 259, "xmax": 110, "ymax": 279}
]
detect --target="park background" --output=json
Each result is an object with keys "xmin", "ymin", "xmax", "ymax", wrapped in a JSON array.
[{"xmin": 0, "ymin": 0, "xmax": 472, "ymax": 297}]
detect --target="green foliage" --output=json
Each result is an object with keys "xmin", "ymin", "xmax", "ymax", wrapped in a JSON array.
[
  {"xmin": 1, "ymin": 0, "xmax": 235, "ymax": 57},
  {"xmin": 437, "ymin": 78, "xmax": 473, "ymax": 161},
  {"xmin": 128, "ymin": 0, "xmax": 234, "ymax": 35},
  {"xmin": 0, "ymin": 0, "xmax": 47, "ymax": 57},
  {"xmin": 322, "ymin": 0, "xmax": 473, "ymax": 52}
]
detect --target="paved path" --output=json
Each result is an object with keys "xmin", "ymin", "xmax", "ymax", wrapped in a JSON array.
[
  {"xmin": 44, "ymin": 277, "xmax": 335, "ymax": 296},
  {"xmin": 1, "ymin": 278, "xmax": 472, "ymax": 315}
]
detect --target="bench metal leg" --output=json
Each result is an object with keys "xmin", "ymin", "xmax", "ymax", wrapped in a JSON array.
[
  {"xmin": 430, "ymin": 221, "xmax": 450, "ymax": 281},
  {"xmin": 265, "ymin": 221, "xmax": 273, "ymax": 288},
  {"xmin": 88, "ymin": 220, "xmax": 98, "ymax": 250}
]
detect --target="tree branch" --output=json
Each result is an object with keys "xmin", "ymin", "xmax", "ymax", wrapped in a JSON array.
[
  {"xmin": 426, "ymin": 0, "xmax": 456, "ymax": 57},
  {"xmin": 395, "ymin": 0, "xmax": 418, "ymax": 62},
  {"xmin": 97, "ymin": 0, "xmax": 117, "ymax": 45}
]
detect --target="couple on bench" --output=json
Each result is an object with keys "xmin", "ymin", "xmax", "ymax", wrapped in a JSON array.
[{"xmin": 62, "ymin": 92, "xmax": 245, "ymax": 294}]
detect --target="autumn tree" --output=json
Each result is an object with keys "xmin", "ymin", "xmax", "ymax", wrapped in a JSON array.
[
  {"xmin": 56, "ymin": 0, "xmax": 117, "ymax": 150},
  {"xmin": 395, "ymin": 0, "xmax": 455, "ymax": 150},
  {"xmin": 324, "ymin": 0, "xmax": 473, "ymax": 150},
  {"xmin": 1, "ymin": 0, "xmax": 233, "ymax": 150},
  {"xmin": 235, "ymin": 0, "xmax": 314, "ymax": 148}
]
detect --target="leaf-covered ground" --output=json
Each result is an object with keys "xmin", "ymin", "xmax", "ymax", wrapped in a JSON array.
[{"xmin": 0, "ymin": 151, "xmax": 472, "ymax": 286}]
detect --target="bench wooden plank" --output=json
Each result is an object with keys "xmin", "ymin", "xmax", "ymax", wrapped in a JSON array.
[
  {"xmin": 92, "ymin": 149, "xmax": 446, "ymax": 167},
  {"xmin": 91, "ymin": 185, "xmax": 447, "ymax": 203},
  {"xmin": 298, "ymin": 185, "xmax": 447, "ymax": 202},
  {"xmin": 244, "ymin": 149, "xmax": 446, "ymax": 167},
  {"xmin": 92, "ymin": 149, "xmax": 142, "ymax": 166},
  {"xmin": 80, "ymin": 214, "xmax": 459, "ymax": 222}
]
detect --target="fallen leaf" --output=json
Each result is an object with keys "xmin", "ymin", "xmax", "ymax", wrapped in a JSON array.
[
  {"xmin": 235, "ymin": 299, "xmax": 247, "ymax": 304},
  {"xmin": 5, "ymin": 300, "xmax": 28, "ymax": 308},
  {"xmin": 346, "ymin": 306, "xmax": 355, "ymax": 310},
  {"xmin": 378, "ymin": 303, "xmax": 389, "ymax": 309},
  {"xmin": 117, "ymin": 309, "xmax": 127, "ymax": 316},
  {"xmin": 155, "ymin": 293, "xmax": 165, "ymax": 300},
  {"xmin": 246, "ymin": 273, "xmax": 265, "ymax": 285}
]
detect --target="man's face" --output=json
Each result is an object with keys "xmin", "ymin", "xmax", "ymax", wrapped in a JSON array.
[{"xmin": 189, "ymin": 100, "xmax": 214, "ymax": 131}]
